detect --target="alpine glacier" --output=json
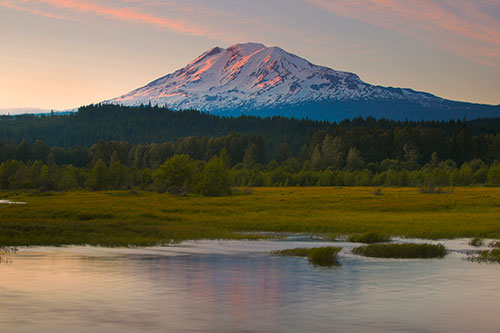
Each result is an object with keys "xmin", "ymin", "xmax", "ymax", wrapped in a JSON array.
[{"xmin": 105, "ymin": 43, "xmax": 499, "ymax": 121}]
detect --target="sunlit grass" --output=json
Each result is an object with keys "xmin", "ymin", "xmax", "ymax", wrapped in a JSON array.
[
  {"xmin": 1, "ymin": 187, "xmax": 500, "ymax": 246},
  {"xmin": 348, "ymin": 231, "xmax": 390, "ymax": 244}
]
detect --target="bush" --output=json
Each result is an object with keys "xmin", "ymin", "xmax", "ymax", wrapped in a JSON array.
[
  {"xmin": 349, "ymin": 231, "xmax": 390, "ymax": 244},
  {"xmin": 352, "ymin": 243, "xmax": 446, "ymax": 258}
]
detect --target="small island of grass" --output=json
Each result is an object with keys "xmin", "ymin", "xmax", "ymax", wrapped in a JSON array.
[
  {"xmin": 272, "ymin": 246, "xmax": 342, "ymax": 266},
  {"xmin": 348, "ymin": 231, "xmax": 390, "ymax": 244},
  {"xmin": 469, "ymin": 237, "xmax": 484, "ymax": 246},
  {"xmin": 352, "ymin": 243, "xmax": 446, "ymax": 259},
  {"xmin": 470, "ymin": 249, "xmax": 500, "ymax": 263}
]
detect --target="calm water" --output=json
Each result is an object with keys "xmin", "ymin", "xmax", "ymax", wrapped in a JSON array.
[{"xmin": 1, "ymin": 238, "xmax": 499, "ymax": 332}]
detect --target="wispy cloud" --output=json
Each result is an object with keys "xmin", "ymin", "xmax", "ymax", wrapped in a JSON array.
[
  {"xmin": 305, "ymin": 0, "xmax": 500, "ymax": 67},
  {"xmin": 0, "ymin": 0, "xmax": 79, "ymax": 21},
  {"xmin": 0, "ymin": 0, "xmax": 224, "ymax": 39}
]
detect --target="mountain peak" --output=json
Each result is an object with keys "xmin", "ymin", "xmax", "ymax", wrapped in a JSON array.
[
  {"xmin": 104, "ymin": 42, "xmax": 500, "ymax": 120},
  {"xmin": 228, "ymin": 42, "xmax": 266, "ymax": 50}
]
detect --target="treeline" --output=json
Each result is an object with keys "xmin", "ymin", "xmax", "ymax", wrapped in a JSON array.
[
  {"xmin": 0, "ymin": 133, "xmax": 267, "ymax": 169},
  {"xmin": 2, "ymin": 148, "xmax": 500, "ymax": 193},
  {"xmin": 2, "ymin": 104, "xmax": 500, "ymax": 192},
  {"xmin": 2, "ymin": 125, "xmax": 500, "ymax": 171},
  {"xmin": 2, "ymin": 153, "xmax": 500, "ymax": 192},
  {"xmin": 3, "ymin": 104, "xmax": 500, "ymax": 164},
  {"xmin": 0, "ymin": 153, "xmax": 232, "ymax": 196}
]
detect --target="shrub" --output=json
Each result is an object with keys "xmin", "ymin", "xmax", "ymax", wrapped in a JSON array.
[
  {"xmin": 352, "ymin": 243, "xmax": 446, "ymax": 259},
  {"xmin": 349, "ymin": 231, "xmax": 390, "ymax": 244}
]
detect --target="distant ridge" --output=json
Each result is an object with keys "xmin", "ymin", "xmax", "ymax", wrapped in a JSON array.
[
  {"xmin": 105, "ymin": 42, "xmax": 500, "ymax": 121},
  {"xmin": 0, "ymin": 108, "xmax": 57, "ymax": 115}
]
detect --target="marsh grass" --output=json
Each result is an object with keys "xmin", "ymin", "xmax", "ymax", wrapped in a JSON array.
[
  {"xmin": 419, "ymin": 186, "xmax": 454, "ymax": 194},
  {"xmin": 272, "ymin": 247, "xmax": 310, "ymax": 257},
  {"xmin": 348, "ymin": 231, "xmax": 390, "ymax": 244},
  {"xmin": 352, "ymin": 243, "xmax": 447, "ymax": 259},
  {"xmin": 1, "ymin": 187, "xmax": 500, "ymax": 246},
  {"xmin": 469, "ymin": 238, "xmax": 484, "ymax": 247},
  {"xmin": 489, "ymin": 241, "xmax": 500, "ymax": 248},
  {"xmin": 272, "ymin": 246, "xmax": 342, "ymax": 266},
  {"xmin": 469, "ymin": 249, "xmax": 500, "ymax": 263}
]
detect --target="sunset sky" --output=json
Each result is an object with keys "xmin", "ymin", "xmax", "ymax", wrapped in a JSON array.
[{"xmin": 1, "ymin": 0, "xmax": 499, "ymax": 112}]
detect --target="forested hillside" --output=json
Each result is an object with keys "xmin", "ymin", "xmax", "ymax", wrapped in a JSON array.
[{"xmin": 2, "ymin": 104, "xmax": 500, "ymax": 164}]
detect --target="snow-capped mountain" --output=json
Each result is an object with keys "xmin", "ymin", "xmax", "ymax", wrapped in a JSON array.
[{"xmin": 105, "ymin": 43, "xmax": 499, "ymax": 120}]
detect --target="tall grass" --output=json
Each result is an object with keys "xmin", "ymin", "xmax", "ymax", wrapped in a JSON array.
[
  {"xmin": 272, "ymin": 248, "xmax": 310, "ymax": 257},
  {"xmin": 272, "ymin": 246, "xmax": 342, "ymax": 266},
  {"xmin": 1, "ymin": 187, "xmax": 500, "ymax": 246},
  {"xmin": 470, "ymin": 249, "xmax": 500, "ymax": 263},
  {"xmin": 469, "ymin": 238, "xmax": 483, "ymax": 247},
  {"xmin": 348, "ymin": 231, "xmax": 390, "ymax": 244},
  {"xmin": 489, "ymin": 241, "xmax": 500, "ymax": 248},
  {"xmin": 352, "ymin": 243, "xmax": 446, "ymax": 259}
]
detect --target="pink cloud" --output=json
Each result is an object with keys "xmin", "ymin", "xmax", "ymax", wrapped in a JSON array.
[
  {"xmin": 306, "ymin": 0, "xmax": 500, "ymax": 67},
  {"xmin": 1, "ymin": 0, "xmax": 212, "ymax": 37},
  {"xmin": 0, "ymin": 0, "xmax": 79, "ymax": 21},
  {"xmin": 45, "ymin": 0, "xmax": 206, "ymax": 35}
]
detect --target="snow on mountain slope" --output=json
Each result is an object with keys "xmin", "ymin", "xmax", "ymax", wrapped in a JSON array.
[{"xmin": 105, "ymin": 42, "xmax": 444, "ymax": 112}]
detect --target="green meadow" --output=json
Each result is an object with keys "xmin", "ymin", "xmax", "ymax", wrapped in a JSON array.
[{"xmin": 1, "ymin": 187, "xmax": 500, "ymax": 246}]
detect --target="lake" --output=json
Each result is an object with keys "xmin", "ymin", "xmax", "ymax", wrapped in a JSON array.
[{"xmin": 1, "ymin": 237, "xmax": 499, "ymax": 332}]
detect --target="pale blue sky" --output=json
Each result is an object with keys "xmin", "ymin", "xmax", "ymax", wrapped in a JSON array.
[{"xmin": 1, "ymin": 0, "xmax": 499, "ymax": 111}]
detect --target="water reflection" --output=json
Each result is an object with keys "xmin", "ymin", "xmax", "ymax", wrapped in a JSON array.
[{"xmin": 0, "ymin": 241, "xmax": 499, "ymax": 332}]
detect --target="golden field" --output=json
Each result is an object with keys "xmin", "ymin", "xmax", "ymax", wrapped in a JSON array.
[{"xmin": 1, "ymin": 187, "xmax": 499, "ymax": 246}]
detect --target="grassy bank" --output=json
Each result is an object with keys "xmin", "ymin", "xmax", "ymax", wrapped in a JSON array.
[{"xmin": 1, "ymin": 187, "xmax": 500, "ymax": 246}]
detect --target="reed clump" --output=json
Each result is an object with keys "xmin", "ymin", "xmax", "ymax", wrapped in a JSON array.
[
  {"xmin": 469, "ymin": 238, "xmax": 484, "ymax": 247},
  {"xmin": 352, "ymin": 243, "xmax": 446, "ymax": 259},
  {"xmin": 272, "ymin": 246, "xmax": 342, "ymax": 266},
  {"xmin": 489, "ymin": 241, "xmax": 500, "ymax": 248},
  {"xmin": 470, "ymin": 249, "xmax": 500, "ymax": 263},
  {"xmin": 272, "ymin": 247, "xmax": 310, "ymax": 257},
  {"xmin": 348, "ymin": 231, "xmax": 390, "ymax": 244}
]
